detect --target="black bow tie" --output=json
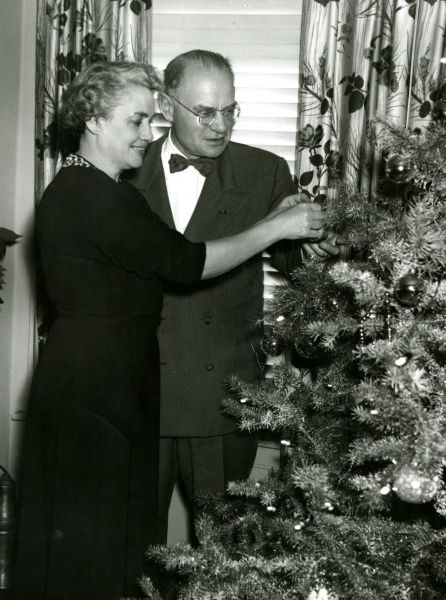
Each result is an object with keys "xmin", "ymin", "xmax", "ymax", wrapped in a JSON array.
[{"xmin": 168, "ymin": 153, "xmax": 215, "ymax": 177}]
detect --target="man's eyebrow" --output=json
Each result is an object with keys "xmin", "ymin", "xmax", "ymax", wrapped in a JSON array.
[
  {"xmin": 193, "ymin": 102, "xmax": 237, "ymax": 112},
  {"xmin": 131, "ymin": 111, "xmax": 149, "ymax": 117}
]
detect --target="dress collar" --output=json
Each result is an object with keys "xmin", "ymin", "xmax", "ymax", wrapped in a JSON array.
[{"xmin": 62, "ymin": 154, "xmax": 95, "ymax": 169}]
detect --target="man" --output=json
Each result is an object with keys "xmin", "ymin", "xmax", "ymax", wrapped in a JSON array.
[{"xmin": 128, "ymin": 49, "xmax": 338, "ymax": 542}]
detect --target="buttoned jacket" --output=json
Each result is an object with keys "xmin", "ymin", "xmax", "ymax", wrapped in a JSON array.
[{"xmin": 128, "ymin": 136, "xmax": 298, "ymax": 436}]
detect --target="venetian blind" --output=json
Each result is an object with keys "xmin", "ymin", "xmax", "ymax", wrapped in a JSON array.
[
  {"xmin": 151, "ymin": 0, "xmax": 302, "ymax": 366},
  {"xmin": 151, "ymin": 0, "xmax": 301, "ymax": 174}
]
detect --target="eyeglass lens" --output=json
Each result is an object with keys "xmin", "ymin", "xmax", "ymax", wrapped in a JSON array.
[{"xmin": 199, "ymin": 105, "xmax": 240, "ymax": 126}]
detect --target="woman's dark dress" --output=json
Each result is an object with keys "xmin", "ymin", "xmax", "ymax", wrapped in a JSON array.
[{"xmin": 15, "ymin": 162, "xmax": 206, "ymax": 599}]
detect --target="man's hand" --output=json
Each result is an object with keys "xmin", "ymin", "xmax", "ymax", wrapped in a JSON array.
[{"xmin": 302, "ymin": 231, "xmax": 348, "ymax": 260}]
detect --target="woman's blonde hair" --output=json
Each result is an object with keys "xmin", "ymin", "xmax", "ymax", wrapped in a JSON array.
[{"xmin": 60, "ymin": 61, "xmax": 163, "ymax": 133}]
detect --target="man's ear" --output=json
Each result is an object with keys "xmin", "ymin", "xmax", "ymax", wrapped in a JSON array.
[{"xmin": 158, "ymin": 92, "xmax": 174, "ymax": 122}]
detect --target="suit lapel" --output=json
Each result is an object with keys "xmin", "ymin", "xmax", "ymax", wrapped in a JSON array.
[
  {"xmin": 135, "ymin": 136, "xmax": 176, "ymax": 230},
  {"xmin": 185, "ymin": 145, "xmax": 251, "ymax": 240}
]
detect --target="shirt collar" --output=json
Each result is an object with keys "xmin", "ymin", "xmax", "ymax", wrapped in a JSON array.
[{"xmin": 162, "ymin": 130, "xmax": 187, "ymax": 161}]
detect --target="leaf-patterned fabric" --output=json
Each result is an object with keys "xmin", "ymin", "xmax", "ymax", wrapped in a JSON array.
[
  {"xmin": 35, "ymin": 0, "xmax": 153, "ymax": 200},
  {"xmin": 296, "ymin": 0, "xmax": 446, "ymax": 196}
]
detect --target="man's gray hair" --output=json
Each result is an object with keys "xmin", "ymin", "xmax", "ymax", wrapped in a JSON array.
[{"xmin": 164, "ymin": 49, "xmax": 234, "ymax": 92}]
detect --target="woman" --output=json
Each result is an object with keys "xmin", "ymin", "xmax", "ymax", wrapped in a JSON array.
[{"xmin": 15, "ymin": 62, "xmax": 323, "ymax": 599}]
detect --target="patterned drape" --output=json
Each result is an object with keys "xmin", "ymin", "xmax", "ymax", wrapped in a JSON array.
[
  {"xmin": 35, "ymin": 0, "xmax": 153, "ymax": 201},
  {"xmin": 296, "ymin": 0, "xmax": 446, "ymax": 197}
]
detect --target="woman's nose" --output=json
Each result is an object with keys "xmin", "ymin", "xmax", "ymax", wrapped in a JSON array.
[{"xmin": 141, "ymin": 121, "xmax": 153, "ymax": 142}]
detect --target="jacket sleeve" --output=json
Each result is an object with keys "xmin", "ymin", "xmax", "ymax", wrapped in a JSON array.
[{"xmin": 267, "ymin": 157, "xmax": 303, "ymax": 279}]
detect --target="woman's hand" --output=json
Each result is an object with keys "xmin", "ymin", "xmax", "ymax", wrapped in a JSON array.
[
  {"xmin": 274, "ymin": 193, "xmax": 307, "ymax": 212},
  {"xmin": 202, "ymin": 199, "xmax": 322, "ymax": 279},
  {"xmin": 274, "ymin": 195, "xmax": 348, "ymax": 258},
  {"xmin": 269, "ymin": 200, "xmax": 323, "ymax": 240}
]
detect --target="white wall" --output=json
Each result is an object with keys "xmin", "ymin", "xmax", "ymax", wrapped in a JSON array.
[{"xmin": 0, "ymin": 0, "xmax": 37, "ymax": 476}]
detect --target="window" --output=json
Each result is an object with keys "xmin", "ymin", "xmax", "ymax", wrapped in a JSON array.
[
  {"xmin": 151, "ymin": 0, "xmax": 302, "ymax": 369},
  {"xmin": 151, "ymin": 0, "xmax": 302, "ymax": 175}
]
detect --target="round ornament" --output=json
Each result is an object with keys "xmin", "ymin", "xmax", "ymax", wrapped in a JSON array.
[
  {"xmin": 394, "ymin": 354, "xmax": 411, "ymax": 367},
  {"xmin": 307, "ymin": 588, "xmax": 338, "ymax": 600},
  {"xmin": 393, "ymin": 466, "xmax": 438, "ymax": 504},
  {"xmin": 393, "ymin": 273, "xmax": 424, "ymax": 307},
  {"xmin": 385, "ymin": 154, "xmax": 416, "ymax": 184},
  {"xmin": 435, "ymin": 342, "xmax": 446, "ymax": 366},
  {"xmin": 260, "ymin": 333, "xmax": 285, "ymax": 356},
  {"xmin": 408, "ymin": 127, "xmax": 422, "ymax": 143},
  {"xmin": 432, "ymin": 99, "xmax": 446, "ymax": 123}
]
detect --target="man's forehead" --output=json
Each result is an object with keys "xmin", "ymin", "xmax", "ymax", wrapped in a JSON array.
[{"xmin": 176, "ymin": 73, "xmax": 234, "ymax": 111}]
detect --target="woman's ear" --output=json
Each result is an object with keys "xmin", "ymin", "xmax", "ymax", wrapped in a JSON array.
[
  {"xmin": 85, "ymin": 117, "xmax": 100, "ymax": 135},
  {"xmin": 158, "ymin": 92, "xmax": 174, "ymax": 123}
]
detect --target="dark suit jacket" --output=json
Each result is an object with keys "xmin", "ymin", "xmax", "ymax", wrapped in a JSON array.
[{"xmin": 128, "ymin": 136, "xmax": 298, "ymax": 436}]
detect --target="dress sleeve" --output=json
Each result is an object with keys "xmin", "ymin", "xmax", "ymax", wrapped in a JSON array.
[{"xmin": 37, "ymin": 168, "xmax": 206, "ymax": 285}]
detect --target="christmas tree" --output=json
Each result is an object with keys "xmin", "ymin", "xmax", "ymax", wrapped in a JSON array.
[{"xmin": 140, "ymin": 113, "xmax": 446, "ymax": 599}]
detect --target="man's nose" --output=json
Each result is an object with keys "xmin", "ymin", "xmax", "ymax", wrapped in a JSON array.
[{"xmin": 210, "ymin": 110, "xmax": 229, "ymax": 134}]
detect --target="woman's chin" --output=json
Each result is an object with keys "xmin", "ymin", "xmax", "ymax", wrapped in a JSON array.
[{"xmin": 126, "ymin": 156, "xmax": 144, "ymax": 171}]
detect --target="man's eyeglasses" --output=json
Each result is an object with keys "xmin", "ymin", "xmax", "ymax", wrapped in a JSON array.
[{"xmin": 170, "ymin": 96, "xmax": 240, "ymax": 127}]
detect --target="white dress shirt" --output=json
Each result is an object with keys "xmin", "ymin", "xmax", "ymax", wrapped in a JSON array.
[{"xmin": 161, "ymin": 132, "xmax": 206, "ymax": 233}]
